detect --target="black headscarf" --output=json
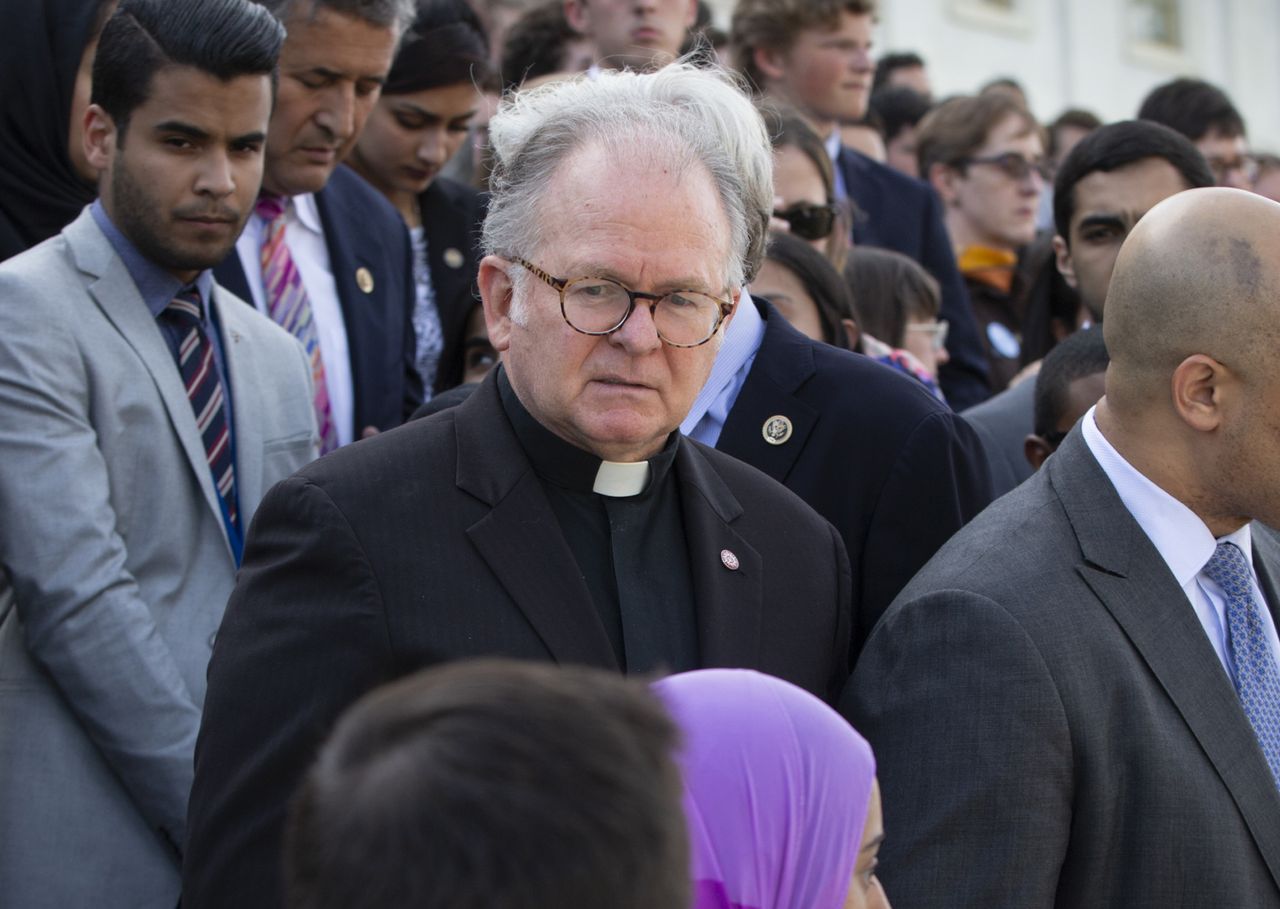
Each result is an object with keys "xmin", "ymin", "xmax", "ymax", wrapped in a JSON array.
[{"xmin": 0, "ymin": 0, "xmax": 108, "ymax": 262}]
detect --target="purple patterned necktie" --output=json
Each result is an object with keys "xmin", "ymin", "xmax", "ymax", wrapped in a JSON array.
[
  {"xmin": 256, "ymin": 192, "xmax": 338, "ymax": 453},
  {"xmin": 1203, "ymin": 541, "xmax": 1280, "ymax": 790},
  {"xmin": 163, "ymin": 289, "xmax": 238, "ymax": 529}
]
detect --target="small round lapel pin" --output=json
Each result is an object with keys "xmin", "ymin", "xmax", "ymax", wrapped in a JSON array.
[
  {"xmin": 356, "ymin": 267, "xmax": 375, "ymax": 294},
  {"xmin": 443, "ymin": 247, "xmax": 465, "ymax": 269},
  {"xmin": 720, "ymin": 549, "xmax": 740, "ymax": 571},
  {"xmin": 762, "ymin": 415, "xmax": 793, "ymax": 445}
]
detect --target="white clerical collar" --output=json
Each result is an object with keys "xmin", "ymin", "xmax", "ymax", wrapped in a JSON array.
[{"xmin": 593, "ymin": 460, "xmax": 651, "ymax": 497}]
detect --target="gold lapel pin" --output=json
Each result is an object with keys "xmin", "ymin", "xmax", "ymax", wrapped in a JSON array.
[
  {"xmin": 443, "ymin": 247, "xmax": 465, "ymax": 269},
  {"xmin": 720, "ymin": 549, "xmax": 740, "ymax": 571},
  {"xmin": 356, "ymin": 267, "xmax": 374, "ymax": 294},
  {"xmin": 762, "ymin": 415, "xmax": 793, "ymax": 445}
]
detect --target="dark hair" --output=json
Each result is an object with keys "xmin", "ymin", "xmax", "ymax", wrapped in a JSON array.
[
  {"xmin": 253, "ymin": 0, "xmax": 416, "ymax": 31},
  {"xmin": 1047, "ymin": 107, "xmax": 1102, "ymax": 160},
  {"xmin": 284, "ymin": 660, "xmax": 690, "ymax": 909},
  {"xmin": 1052, "ymin": 119, "xmax": 1214, "ymax": 242},
  {"xmin": 759, "ymin": 101, "xmax": 849, "ymax": 268},
  {"xmin": 843, "ymin": 246, "xmax": 939, "ymax": 348},
  {"xmin": 92, "ymin": 0, "xmax": 284, "ymax": 140},
  {"xmin": 915, "ymin": 92, "xmax": 1040, "ymax": 178},
  {"xmin": 873, "ymin": 51, "xmax": 925, "ymax": 93},
  {"xmin": 501, "ymin": 0, "xmax": 579, "ymax": 91},
  {"xmin": 732, "ymin": 0, "xmax": 877, "ymax": 94},
  {"xmin": 763, "ymin": 231, "xmax": 854, "ymax": 347},
  {"xmin": 1137, "ymin": 77, "xmax": 1246, "ymax": 142},
  {"xmin": 1033, "ymin": 326, "xmax": 1109, "ymax": 437},
  {"xmin": 384, "ymin": 0, "xmax": 490, "ymax": 94},
  {"xmin": 869, "ymin": 86, "xmax": 931, "ymax": 144},
  {"xmin": 1017, "ymin": 232, "xmax": 1079, "ymax": 366}
]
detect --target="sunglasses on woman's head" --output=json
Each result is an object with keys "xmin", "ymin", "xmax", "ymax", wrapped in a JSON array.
[{"xmin": 773, "ymin": 202, "xmax": 837, "ymax": 241}]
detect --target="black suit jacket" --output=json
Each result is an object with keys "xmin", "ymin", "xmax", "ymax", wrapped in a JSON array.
[
  {"xmin": 838, "ymin": 146, "xmax": 989, "ymax": 410},
  {"xmin": 845, "ymin": 427, "xmax": 1280, "ymax": 907},
  {"xmin": 215, "ymin": 165, "xmax": 422, "ymax": 434},
  {"xmin": 419, "ymin": 176, "xmax": 486, "ymax": 393},
  {"xmin": 718, "ymin": 301, "xmax": 992, "ymax": 653},
  {"xmin": 183, "ymin": 371, "xmax": 853, "ymax": 909}
]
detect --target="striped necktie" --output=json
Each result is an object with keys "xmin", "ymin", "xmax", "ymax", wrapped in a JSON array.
[
  {"xmin": 256, "ymin": 192, "xmax": 338, "ymax": 453},
  {"xmin": 163, "ymin": 289, "xmax": 239, "ymax": 530},
  {"xmin": 1203, "ymin": 540, "xmax": 1280, "ymax": 790}
]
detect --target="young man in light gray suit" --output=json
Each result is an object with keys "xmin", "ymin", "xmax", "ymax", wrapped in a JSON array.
[
  {"xmin": 846, "ymin": 187, "xmax": 1280, "ymax": 908},
  {"xmin": 0, "ymin": 1, "xmax": 316, "ymax": 906}
]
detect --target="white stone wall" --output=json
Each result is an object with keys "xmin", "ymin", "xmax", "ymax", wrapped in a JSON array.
[{"xmin": 707, "ymin": 0, "xmax": 1280, "ymax": 151}]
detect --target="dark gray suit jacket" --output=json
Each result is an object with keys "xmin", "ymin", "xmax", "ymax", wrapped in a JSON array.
[
  {"xmin": 184, "ymin": 370, "xmax": 853, "ymax": 909},
  {"xmin": 844, "ymin": 427, "xmax": 1280, "ymax": 908}
]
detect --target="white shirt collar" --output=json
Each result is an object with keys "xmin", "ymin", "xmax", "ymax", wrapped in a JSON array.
[
  {"xmin": 593, "ymin": 460, "xmax": 650, "ymax": 496},
  {"xmin": 289, "ymin": 192, "xmax": 323, "ymax": 236},
  {"xmin": 1081, "ymin": 406, "xmax": 1254, "ymax": 584},
  {"xmin": 824, "ymin": 127, "xmax": 842, "ymax": 166}
]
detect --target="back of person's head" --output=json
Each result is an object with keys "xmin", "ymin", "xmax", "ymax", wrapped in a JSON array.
[
  {"xmin": 655, "ymin": 669, "xmax": 879, "ymax": 909},
  {"xmin": 870, "ymin": 85, "xmax": 932, "ymax": 145},
  {"xmin": 1052, "ymin": 119, "xmax": 1214, "ymax": 243},
  {"xmin": 1047, "ymin": 108, "xmax": 1101, "ymax": 160},
  {"xmin": 731, "ymin": 0, "xmax": 878, "ymax": 94},
  {"xmin": 915, "ymin": 92, "xmax": 1039, "ymax": 178},
  {"xmin": 253, "ymin": 0, "xmax": 416, "ymax": 31},
  {"xmin": 483, "ymin": 63, "xmax": 773, "ymax": 287},
  {"xmin": 1137, "ymin": 77, "xmax": 1246, "ymax": 142},
  {"xmin": 979, "ymin": 76, "xmax": 1028, "ymax": 108},
  {"xmin": 92, "ymin": 0, "xmax": 284, "ymax": 140},
  {"xmin": 873, "ymin": 51, "xmax": 925, "ymax": 92},
  {"xmin": 285, "ymin": 660, "xmax": 690, "ymax": 909},
  {"xmin": 760, "ymin": 231, "xmax": 854, "ymax": 347},
  {"xmin": 383, "ymin": 0, "xmax": 490, "ymax": 95},
  {"xmin": 1033, "ymin": 326, "xmax": 1109, "ymax": 439},
  {"xmin": 501, "ymin": 0, "xmax": 581, "ymax": 91},
  {"xmin": 844, "ymin": 246, "xmax": 940, "ymax": 348}
]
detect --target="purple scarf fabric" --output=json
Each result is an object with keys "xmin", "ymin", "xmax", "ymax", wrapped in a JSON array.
[{"xmin": 654, "ymin": 670, "xmax": 876, "ymax": 909}]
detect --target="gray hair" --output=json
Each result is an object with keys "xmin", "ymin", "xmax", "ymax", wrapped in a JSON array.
[
  {"xmin": 482, "ymin": 62, "xmax": 774, "ymax": 289},
  {"xmin": 254, "ymin": 0, "xmax": 415, "ymax": 33}
]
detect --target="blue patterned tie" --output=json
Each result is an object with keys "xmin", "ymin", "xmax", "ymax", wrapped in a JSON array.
[
  {"xmin": 163, "ymin": 289, "xmax": 239, "ymax": 531},
  {"xmin": 1203, "ymin": 541, "xmax": 1280, "ymax": 789}
]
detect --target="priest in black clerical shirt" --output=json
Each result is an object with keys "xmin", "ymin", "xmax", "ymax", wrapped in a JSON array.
[{"xmin": 184, "ymin": 65, "xmax": 854, "ymax": 908}]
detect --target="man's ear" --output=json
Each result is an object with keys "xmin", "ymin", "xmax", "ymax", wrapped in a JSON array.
[
  {"xmin": 927, "ymin": 161, "xmax": 960, "ymax": 206},
  {"xmin": 752, "ymin": 44, "xmax": 789, "ymax": 84},
  {"xmin": 478, "ymin": 255, "xmax": 516, "ymax": 353},
  {"xmin": 1171, "ymin": 354, "xmax": 1230, "ymax": 434},
  {"xmin": 82, "ymin": 103, "xmax": 116, "ymax": 175},
  {"xmin": 1052, "ymin": 234, "xmax": 1078, "ymax": 290},
  {"xmin": 563, "ymin": 0, "xmax": 589, "ymax": 35},
  {"xmin": 1024, "ymin": 434, "xmax": 1054, "ymax": 471}
]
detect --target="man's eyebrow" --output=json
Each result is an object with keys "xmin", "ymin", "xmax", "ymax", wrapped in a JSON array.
[
  {"xmin": 1075, "ymin": 213, "xmax": 1128, "ymax": 233},
  {"xmin": 230, "ymin": 131, "xmax": 268, "ymax": 146},
  {"xmin": 153, "ymin": 121, "xmax": 210, "ymax": 141}
]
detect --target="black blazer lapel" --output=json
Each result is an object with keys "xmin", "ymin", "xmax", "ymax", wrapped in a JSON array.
[
  {"xmin": 213, "ymin": 253, "xmax": 253, "ymax": 305},
  {"xmin": 1053, "ymin": 430, "xmax": 1280, "ymax": 886},
  {"xmin": 675, "ymin": 440, "xmax": 763, "ymax": 668},
  {"xmin": 455, "ymin": 377, "xmax": 619, "ymax": 669},
  {"xmin": 716, "ymin": 301, "xmax": 819, "ymax": 485}
]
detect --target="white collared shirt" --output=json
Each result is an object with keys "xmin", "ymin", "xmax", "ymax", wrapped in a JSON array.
[
  {"xmin": 235, "ymin": 193, "xmax": 354, "ymax": 446},
  {"xmin": 681, "ymin": 289, "xmax": 765, "ymax": 446},
  {"xmin": 1082, "ymin": 407, "xmax": 1280, "ymax": 681},
  {"xmin": 824, "ymin": 128, "xmax": 850, "ymax": 203}
]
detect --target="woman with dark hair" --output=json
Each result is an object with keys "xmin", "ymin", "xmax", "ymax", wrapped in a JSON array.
[
  {"xmin": 347, "ymin": 0, "xmax": 491, "ymax": 397},
  {"xmin": 761, "ymin": 103, "xmax": 851, "ymax": 270},
  {"xmin": 0, "ymin": 0, "xmax": 116, "ymax": 261},
  {"xmin": 752, "ymin": 231, "xmax": 854, "ymax": 349},
  {"xmin": 845, "ymin": 247, "xmax": 949, "ymax": 402}
]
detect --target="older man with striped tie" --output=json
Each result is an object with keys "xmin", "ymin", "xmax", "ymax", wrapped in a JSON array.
[{"xmin": 0, "ymin": 1, "xmax": 316, "ymax": 905}]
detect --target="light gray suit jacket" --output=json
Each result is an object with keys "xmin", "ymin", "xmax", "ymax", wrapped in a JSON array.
[
  {"xmin": 0, "ymin": 209, "xmax": 317, "ymax": 908},
  {"xmin": 844, "ymin": 427, "xmax": 1280, "ymax": 908}
]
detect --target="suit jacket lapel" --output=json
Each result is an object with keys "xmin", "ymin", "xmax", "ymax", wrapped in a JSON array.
[
  {"xmin": 67, "ymin": 212, "xmax": 232, "ymax": 556},
  {"xmin": 1052, "ymin": 429, "xmax": 1280, "ymax": 885},
  {"xmin": 456, "ymin": 376, "xmax": 619, "ymax": 669},
  {"xmin": 715, "ymin": 301, "xmax": 819, "ymax": 485},
  {"xmin": 674, "ymin": 440, "xmax": 763, "ymax": 668},
  {"xmin": 213, "ymin": 287, "xmax": 266, "ymax": 518}
]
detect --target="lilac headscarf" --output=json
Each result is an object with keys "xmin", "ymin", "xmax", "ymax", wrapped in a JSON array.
[{"xmin": 654, "ymin": 670, "xmax": 876, "ymax": 909}]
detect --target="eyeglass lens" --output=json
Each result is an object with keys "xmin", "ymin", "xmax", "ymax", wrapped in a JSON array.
[{"xmin": 563, "ymin": 278, "xmax": 723, "ymax": 346}]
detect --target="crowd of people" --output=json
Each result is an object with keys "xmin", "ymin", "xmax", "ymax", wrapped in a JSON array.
[{"xmin": 2, "ymin": 0, "xmax": 1279, "ymax": 907}]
